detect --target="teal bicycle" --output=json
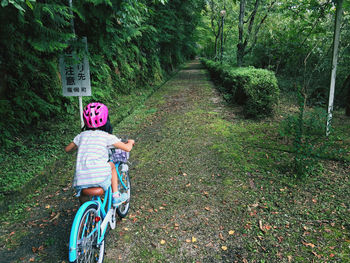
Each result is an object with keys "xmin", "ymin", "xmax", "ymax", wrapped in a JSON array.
[{"xmin": 68, "ymin": 146, "xmax": 131, "ymax": 263}]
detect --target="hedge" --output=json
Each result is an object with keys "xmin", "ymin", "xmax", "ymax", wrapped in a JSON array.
[{"xmin": 201, "ymin": 58, "xmax": 279, "ymax": 118}]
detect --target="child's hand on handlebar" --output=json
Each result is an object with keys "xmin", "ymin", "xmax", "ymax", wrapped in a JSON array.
[{"xmin": 128, "ymin": 139, "xmax": 135, "ymax": 146}]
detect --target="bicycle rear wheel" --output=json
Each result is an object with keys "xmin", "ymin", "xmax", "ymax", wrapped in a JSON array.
[
  {"xmin": 116, "ymin": 168, "xmax": 131, "ymax": 218},
  {"xmin": 71, "ymin": 203, "xmax": 105, "ymax": 263}
]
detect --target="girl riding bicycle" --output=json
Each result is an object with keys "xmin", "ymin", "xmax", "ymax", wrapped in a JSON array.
[{"xmin": 65, "ymin": 102, "xmax": 135, "ymax": 205}]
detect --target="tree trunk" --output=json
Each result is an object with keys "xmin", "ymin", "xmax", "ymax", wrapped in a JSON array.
[
  {"xmin": 326, "ymin": 0, "xmax": 343, "ymax": 135},
  {"xmin": 237, "ymin": 0, "xmax": 246, "ymax": 67}
]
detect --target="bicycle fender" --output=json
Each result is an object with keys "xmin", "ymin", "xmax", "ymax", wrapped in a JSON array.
[{"xmin": 68, "ymin": 201, "xmax": 100, "ymax": 262}]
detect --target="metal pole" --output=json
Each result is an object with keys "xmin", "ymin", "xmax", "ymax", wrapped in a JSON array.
[
  {"xmin": 68, "ymin": 0, "xmax": 76, "ymax": 36},
  {"xmin": 68, "ymin": 0, "xmax": 84, "ymax": 128},
  {"xmin": 79, "ymin": 96, "xmax": 84, "ymax": 128},
  {"xmin": 220, "ymin": 15, "xmax": 224, "ymax": 63}
]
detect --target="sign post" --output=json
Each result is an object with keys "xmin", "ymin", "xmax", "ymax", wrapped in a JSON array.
[
  {"xmin": 60, "ymin": 0, "xmax": 91, "ymax": 128},
  {"xmin": 59, "ymin": 37, "xmax": 91, "ymax": 127}
]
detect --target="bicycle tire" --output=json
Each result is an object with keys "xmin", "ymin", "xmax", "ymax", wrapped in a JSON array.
[
  {"xmin": 116, "ymin": 168, "xmax": 131, "ymax": 218},
  {"xmin": 72, "ymin": 203, "xmax": 105, "ymax": 263}
]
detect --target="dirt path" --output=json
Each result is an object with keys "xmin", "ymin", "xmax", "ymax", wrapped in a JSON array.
[
  {"xmin": 0, "ymin": 60, "xmax": 244, "ymax": 262},
  {"xmin": 103, "ymin": 60, "xmax": 242, "ymax": 262}
]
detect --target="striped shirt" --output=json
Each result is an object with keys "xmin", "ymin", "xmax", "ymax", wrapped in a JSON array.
[{"xmin": 73, "ymin": 130, "xmax": 120, "ymax": 188}]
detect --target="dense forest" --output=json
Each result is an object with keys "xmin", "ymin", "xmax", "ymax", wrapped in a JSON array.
[
  {"xmin": 1, "ymin": 0, "xmax": 349, "ymax": 148},
  {"xmin": 0, "ymin": 0, "xmax": 204, "ymax": 148}
]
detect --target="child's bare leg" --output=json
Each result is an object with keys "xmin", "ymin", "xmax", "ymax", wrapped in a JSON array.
[{"xmin": 109, "ymin": 162, "xmax": 119, "ymax": 193}]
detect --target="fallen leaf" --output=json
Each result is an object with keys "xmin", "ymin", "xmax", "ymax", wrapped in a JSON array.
[
  {"xmin": 204, "ymin": 207, "xmax": 210, "ymax": 211},
  {"xmin": 312, "ymin": 251, "xmax": 321, "ymax": 259},
  {"xmin": 265, "ymin": 225, "xmax": 272, "ymax": 231},
  {"xmin": 29, "ymin": 257, "xmax": 35, "ymax": 262},
  {"xmin": 45, "ymin": 205, "xmax": 50, "ymax": 209},
  {"xmin": 221, "ymin": 246, "xmax": 227, "ymax": 251},
  {"xmin": 185, "ymin": 239, "xmax": 191, "ymax": 243},
  {"xmin": 186, "ymin": 183, "xmax": 191, "ymax": 187},
  {"xmin": 219, "ymin": 233, "xmax": 225, "ymax": 241},
  {"xmin": 330, "ymin": 253, "xmax": 335, "ymax": 258},
  {"xmin": 302, "ymin": 241, "xmax": 315, "ymax": 248},
  {"xmin": 228, "ymin": 230, "xmax": 235, "ymax": 235},
  {"xmin": 160, "ymin": 240, "xmax": 166, "ymax": 245},
  {"xmin": 192, "ymin": 236, "xmax": 197, "ymax": 243},
  {"xmin": 49, "ymin": 212, "xmax": 60, "ymax": 222},
  {"xmin": 259, "ymin": 220, "xmax": 264, "ymax": 232}
]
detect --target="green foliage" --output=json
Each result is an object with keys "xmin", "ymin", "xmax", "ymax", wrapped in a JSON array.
[
  {"xmin": 202, "ymin": 58, "xmax": 279, "ymax": 118},
  {"xmin": 197, "ymin": 0, "xmax": 350, "ymax": 108},
  {"xmin": 0, "ymin": 0, "xmax": 205, "ymax": 149},
  {"xmin": 279, "ymin": 88, "xmax": 340, "ymax": 178}
]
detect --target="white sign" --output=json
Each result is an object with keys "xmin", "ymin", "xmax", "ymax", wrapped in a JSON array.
[{"xmin": 59, "ymin": 38, "xmax": 91, "ymax": 97}]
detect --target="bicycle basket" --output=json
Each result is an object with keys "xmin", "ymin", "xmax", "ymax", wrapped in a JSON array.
[{"xmin": 110, "ymin": 149, "xmax": 129, "ymax": 163}]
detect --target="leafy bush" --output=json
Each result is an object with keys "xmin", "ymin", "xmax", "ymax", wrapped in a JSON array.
[{"xmin": 201, "ymin": 58, "xmax": 279, "ymax": 118}]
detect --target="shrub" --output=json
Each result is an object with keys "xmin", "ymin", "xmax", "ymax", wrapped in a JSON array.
[{"xmin": 201, "ymin": 58, "xmax": 279, "ymax": 118}]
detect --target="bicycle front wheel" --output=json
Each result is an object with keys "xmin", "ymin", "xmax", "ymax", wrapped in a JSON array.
[
  {"xmin": 117, "ymin": 169, "xmax": 131, "ymax": 218},
  {"xmin": 72, "ymin": 203, "xmax": 105, "ymax": 263}
]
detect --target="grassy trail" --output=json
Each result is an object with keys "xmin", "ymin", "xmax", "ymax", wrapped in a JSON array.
[
  {"xmin": 1, "ymin": 60, "xmax": 349, "ymax": 262},
  {"xmin": 104, "ymin": 60, "xmax": 238, "ymax": 262}
]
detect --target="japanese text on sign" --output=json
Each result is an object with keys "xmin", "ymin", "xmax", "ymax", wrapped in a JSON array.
[{"xmin": 59, "ymin": 38, "xmax": 91, "ymax": 97}]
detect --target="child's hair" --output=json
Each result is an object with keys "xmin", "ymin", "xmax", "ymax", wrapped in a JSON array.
[{"xmin": 83, "ymin": 117, "xmax": 113, "ymax": 134}]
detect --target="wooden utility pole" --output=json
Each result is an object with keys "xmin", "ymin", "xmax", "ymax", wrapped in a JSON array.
[{"xmin": 326, "ymin": 0, "xmax": 343, "ymax": 136}]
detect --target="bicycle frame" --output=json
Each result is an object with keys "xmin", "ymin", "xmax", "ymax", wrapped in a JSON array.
[{"xmin": 68, "ymin": 161, "xmax": 125, "ymax": 262}]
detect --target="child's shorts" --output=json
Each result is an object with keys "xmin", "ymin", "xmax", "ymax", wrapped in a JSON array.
[{"xmin": 75, "ymin": 174, "xmax": 112, "ymax": 197}]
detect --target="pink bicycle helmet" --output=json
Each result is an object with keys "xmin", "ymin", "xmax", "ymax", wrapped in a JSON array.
[{"xmin": 83, "ymin": 102, "xmax": 109, "ymax": 128}]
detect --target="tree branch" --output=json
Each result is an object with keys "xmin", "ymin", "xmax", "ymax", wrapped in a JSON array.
[{"xmin": 245, "ymin": 0, "xmax": 276, "ymax": 55}]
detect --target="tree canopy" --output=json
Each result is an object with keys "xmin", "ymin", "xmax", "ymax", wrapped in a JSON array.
[{"xmin": 198, "ymin": 0, "xmax": 350, "ymax": 111}]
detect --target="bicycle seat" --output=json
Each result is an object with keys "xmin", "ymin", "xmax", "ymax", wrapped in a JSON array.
[{"xmin": 81, "ymin": 187, "xmax": 104, "ymax": 196}]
